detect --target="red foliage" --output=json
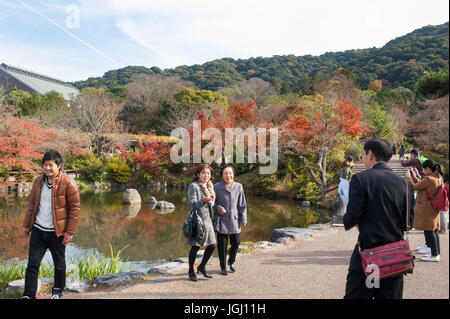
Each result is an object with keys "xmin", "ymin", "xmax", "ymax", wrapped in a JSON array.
[{"xmin": 0, "ymin": 115, "xmax": 58, "ymax": 171}]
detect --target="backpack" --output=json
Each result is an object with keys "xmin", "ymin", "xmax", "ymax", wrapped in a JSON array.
[{"xmin": 425, "ymin": 180, "xmax": 449, "ymax": 212}]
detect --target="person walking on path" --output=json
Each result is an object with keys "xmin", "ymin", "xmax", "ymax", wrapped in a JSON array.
[
  {"xmin": 185, "ymin": 164, "xmax": 217, "ymax": 282},
  {"xmin": 398, "ymin": 145, "xmax": 405, "ymax": 159},
  {"xmin": 400, "ymin": 149, "xmax": 424, "ymax": 177},
  {"xmin": 393, "ymin": 143, "xmax": 397, "ymax": 155},
  {"xmin": 341, "ymin": 156, "xmax": 354, "ymax": 181},
  {"xmin": 214, "ymin": 166, "xmax": 247, "ymax": 276},
  {"xmin": 405, "ymin": 159, "xmax": 444, "ymax": 262},
  {"xmin": 343, "ymin": 138, "xmax": 414, "ymax": 299},
  {"xmin": 22, "ymin": 150, "xmax": 81, "ymax": 299}
]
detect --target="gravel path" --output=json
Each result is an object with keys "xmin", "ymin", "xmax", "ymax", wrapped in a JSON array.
[{"xmin": 64, "ymin": 227, "xmax": 449, "ymax": 299}]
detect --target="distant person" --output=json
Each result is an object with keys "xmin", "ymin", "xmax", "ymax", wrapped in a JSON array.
[
  {"xmin": 214, "ymin": 166, "xmax": 247, "ymax": 275},
  {"xmin": 392, "ymin": 143, "xmax": 397, "ymax": 155},
  {"xmin": 400, "ymin": 149, "xmax": 423, "ymax": 177},
  {"xmin": 405, "ymin": 159, "xmax": 444, "ymax": 262},
  {"xmin": 343, "ymin": 138, "xmax": 414, "ymax": 299},
  {"xmin": 398, "ymin": 145, "xmax": 405, "ymax": 159},
  {"xmin": 341, "ymin": 156, "xmax": 354, "ymax": 181},
  {"xmin": 22, "ymin": 150, "xmax": 81, "ymax": 299}
]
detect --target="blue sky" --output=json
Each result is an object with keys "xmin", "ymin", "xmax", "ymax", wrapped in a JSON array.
[{"xmin": 0, "ymin": 0, "xmax": 448, "ymax": 82}]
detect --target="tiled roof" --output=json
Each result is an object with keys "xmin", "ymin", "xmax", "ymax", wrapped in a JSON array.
[{"xmin": 0, "ymin": 63, "xmax": 79, "ymax": 100}]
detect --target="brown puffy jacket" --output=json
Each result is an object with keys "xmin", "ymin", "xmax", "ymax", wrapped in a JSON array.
[{"xmin": 23, "ymin": 171, "xmax": 81, "ymax": 237}]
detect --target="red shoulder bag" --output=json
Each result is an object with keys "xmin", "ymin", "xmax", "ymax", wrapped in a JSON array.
[{"xmin": 360, "ymin": 180, "xmax": 414, "ymax": 280}]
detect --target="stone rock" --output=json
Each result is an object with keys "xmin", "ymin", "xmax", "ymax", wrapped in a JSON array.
[
  {"xmin": 122, "ymin": 203, "xmax": 141, "ymax": 218},
  {"xmin": 148, "ymin": 262, "xmax": 188, "ymax": 275},
  {"xmin": 156, "ymin": 201, "xmax": 175, "ymax": 210},
  {"xmin": 92, "ymin": 271, "xmax": 145, "ymax": 287},
  {"xmin": 270, "ymin": 227, "xmax": 318, "ymax": 243},
  {"xmin": 301, "ymin": 201, "xmax": 311, "ymax": 208},
  {"xmin": 7, "ymin": 279, "xmax": 41, "ymax": 293},
  {"xmin": 40, "ymin": 277, "xmax": 54, "ymax": 286},
  {"xmin": 65, "ymin": 277, "xmax": 90, "ymax": 292},
  {"xmin": 122, "ymin": 189, "xmax": 141, "ymax": 204},
  {"xmin": 252, "ymin": 241, "xmax": 282, "ymax": 249},
  {"xmin": 148, "ymin": 196, "xmax": 158, "ymax": 209}
]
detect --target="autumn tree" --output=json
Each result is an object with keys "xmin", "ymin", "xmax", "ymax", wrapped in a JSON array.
[
  {"xmin": 0, "ymin": 114, "xmax": 58, "ymax": 171},
  {"xmin": 64, "ymin": 87, "xmax": 124, "ymax": 156},
  {"xmin": 219, "ymin": 77, "xmax": 276, "ymax": 108},
  {"xmin": 281, "ymin": 94, "xmax": 363, "ymax": 201}
]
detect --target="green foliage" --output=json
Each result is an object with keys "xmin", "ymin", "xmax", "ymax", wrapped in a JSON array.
[
  {"xmin": 365, "ymin": 101, "xmax": 393, "ymax": 138},
  {"xmin": 107, "ymin": 86, "xmax": 128, "ymax": 101},
  {"xmin": 64, "ymin": 152, "xmax": 98, "ymax": 170},
  {"xmin": 173, "ymin": 88, "xmax": 228, "ymax": 108},
  {"xmin": 81, "ymin": 156, "xmax": 105, "ymax": 182},
  {"xmin": 0, "ymin": 164, "xmax": 8, "ymax": 180},
  {"xmin": 415, "ymin": 70, "xmax": 449, "ymax": 99},
  {"xmin": 105, "ymin": 155, "xmax": 131, "ymax": 184},
  {"xmin": 68, "ymin": 244, "xmax": 134, "ymax": 282},
  {"xmin": 0, "ymin": 259, "xmax": 53, "ymax": 290}
]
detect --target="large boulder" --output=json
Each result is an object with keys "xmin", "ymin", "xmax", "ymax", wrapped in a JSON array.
[
  {"xmin": 7, "ymin": 279, "xmax": 41, "ymax": 293},
  {"xmin": 122, "ymin": 189, "xmax": 141, "ymax": 204},
  {"xmin": 156, "ymin": 201, "xmax": 175, "ymax": 210},
  {"xmin": 270, "ymin": 227, "xmax": 318, "ymax": 243}
]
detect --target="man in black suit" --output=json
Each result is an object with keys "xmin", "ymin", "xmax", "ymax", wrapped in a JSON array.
[{"xmin": 343, "ymin": 138, "xmax": 414, "ymax": 299}]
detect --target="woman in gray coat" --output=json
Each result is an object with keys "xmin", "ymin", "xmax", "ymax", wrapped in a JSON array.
[
  {"xmin": 213, "ymin": 166, "xmax": 247, "ymax": 275},
  {"xmin": 185, "ymin": 164, "xmax": 217, "ymax": 282}
]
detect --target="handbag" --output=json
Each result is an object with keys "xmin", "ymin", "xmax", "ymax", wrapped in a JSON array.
[
  {"xmin": 183, "ymin": 210, "xmax": 197, "ymax": 239},
  {"xmin": 360, "ymin": 179, "xmax": 415, "ymax": 280}
]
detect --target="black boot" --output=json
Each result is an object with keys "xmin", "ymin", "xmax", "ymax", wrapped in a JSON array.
[
  {"xmin": 188, "ymin": 270, "xmax": 198, "ymax": 282},
  {"xmin": 197, "ymin": 265, "xmax": 213, "ymax": 278}
]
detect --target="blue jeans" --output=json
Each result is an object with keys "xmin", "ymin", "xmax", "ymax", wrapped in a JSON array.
[
  {"xmin": 23, "ymin": 227, "xmax": 66, "ymax": 298},
  {"xmin": 424, "ymin": 230, "xmax": 440, "ymax": 256}
]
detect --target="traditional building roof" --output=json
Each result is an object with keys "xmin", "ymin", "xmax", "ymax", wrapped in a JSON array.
[{"xmin": 0, "ymin": 63, "xmax": 79, "ymax": 100}]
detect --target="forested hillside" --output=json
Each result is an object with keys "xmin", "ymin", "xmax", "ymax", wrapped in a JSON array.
[{"xmin": 72, "ymin": 22, "xmax": 449, "ymax": 91}]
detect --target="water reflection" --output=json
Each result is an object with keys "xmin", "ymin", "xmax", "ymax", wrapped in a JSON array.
[{"xmin": 0, "ymin": 188, "xmax": 332, "ymax": 267}]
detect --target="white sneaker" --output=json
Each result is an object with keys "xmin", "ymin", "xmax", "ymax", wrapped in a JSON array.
[
  {"xmin": 418, "ymin": 247, "xmax": 431, "ymax": 254},
  {"xmin": 421, "ymin": 255, "xmax": 440, "ymax": 262},
  {"xmin": 415, "ymin": 244, "xmax": 428, "ymax": 251}
]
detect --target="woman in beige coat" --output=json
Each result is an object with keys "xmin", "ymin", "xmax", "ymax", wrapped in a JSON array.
[{"xmin": 406, "ymin": 159, "xmax": 444, "ymax": 262}]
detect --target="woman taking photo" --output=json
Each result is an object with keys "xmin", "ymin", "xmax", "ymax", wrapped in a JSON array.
[
  {"xmin": 214, "ymin": 166, "xmax": 247, "ymax": 275},
  {"xmin": 406, "ymin": 159, "xmax": 444, "ymax": 262},
  {"xmin": 185, "ymin": 164, "xmax": 217, "ymax": 281}
]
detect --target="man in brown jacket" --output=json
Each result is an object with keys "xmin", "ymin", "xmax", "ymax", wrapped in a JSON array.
[{"xmin": 22, "ymin": 150, "xmax": 81, "ymax": 299}]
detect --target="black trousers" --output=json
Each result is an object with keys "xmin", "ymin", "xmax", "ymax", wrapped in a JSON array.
[
  {"xmin": 344, "ymin": 269, "xmax": 404, "ymax": 299},
  {"xmin": 424, "ymin": 230, "xmax": 440, "ymax": 256},
  {"xmin": 217, "ymin": 233, "xmax": 240, "ymax": 269},
  {"xmin": 23, "ymin": 227, "xmax": 66, "ymax": 298}
]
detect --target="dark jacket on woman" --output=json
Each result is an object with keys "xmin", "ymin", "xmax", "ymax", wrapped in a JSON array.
[{"xmin": 213, "ymin": 181, "xmax": 247, "ymax": 234}]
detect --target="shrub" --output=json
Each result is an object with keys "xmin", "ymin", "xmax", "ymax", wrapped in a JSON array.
[
  {"xmin": 105, "ymin": 155, "xmax": 131, "ymax": 184},
  {"xmin": 64, "ymin": 152, "xmax": 98, "ymax": 170},
  {"xmin": 0, "ymin": 164, "xmax": 8, "ymax": 181},
  {"xmin": 82, "ymin": 156, "xmax": 105, "ymax": 182}
]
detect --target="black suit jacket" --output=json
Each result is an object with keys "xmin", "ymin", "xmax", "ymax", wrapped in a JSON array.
[{"xmin": 343, "ymin": 162, "xmax": 414, "ymax": 270}]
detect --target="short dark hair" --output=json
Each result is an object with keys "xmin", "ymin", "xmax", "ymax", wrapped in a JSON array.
[
  {"xmin": 410, "ymin": 149, "xmax": 418, "ymax": 156},
  {"xmin": 193, "ymin": 164, "xmax": 214, "ymax": 182},
  {"xmin": 363, "ymin": 138, "xmax": 392, "ymax": 162},
  {"xmin": 42, "ymin": 149, "xmax": 63, "ymax": 166},
  {"xmin": 220, "ymin": 165, "xmax": 235, "ymax": 177}
]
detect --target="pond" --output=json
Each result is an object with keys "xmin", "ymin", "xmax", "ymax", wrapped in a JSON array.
[{"xmin": 0, "ymin": 188, "xmax": 332, "ymax": 272}]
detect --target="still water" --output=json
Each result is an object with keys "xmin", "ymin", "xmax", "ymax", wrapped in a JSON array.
[{"xmin": 0, "ymin": 188, "xmax": 332, "ymax": 271}]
